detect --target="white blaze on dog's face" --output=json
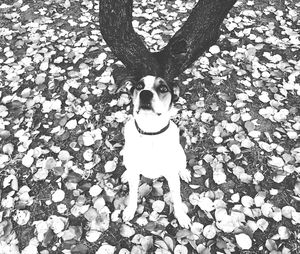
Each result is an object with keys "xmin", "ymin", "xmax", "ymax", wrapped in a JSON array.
[{"xmin": 132, "ymin": 75, "xmax": 173, "ymax": 132}]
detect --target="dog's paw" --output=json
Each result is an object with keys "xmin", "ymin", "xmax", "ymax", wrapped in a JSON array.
[
  {"xmin": 121, "ymin": 171, "xmax": 129, "ymax": 183},
  {"xmin": 179, "ymin": 168, "xmax": 191, "ymax": 183},
  {"xmin": 122, "ymin": 205, "xmax": 137, "ymax": 222},
  {"xmin": 174, "ymin": 202, "xmax": 191, "ymax": 228},
  {"xmin": 175, "ymin": 209, "xmax": 191, "ymax": 229}
]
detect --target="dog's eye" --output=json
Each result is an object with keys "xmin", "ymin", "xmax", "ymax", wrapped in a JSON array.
[
  {"xmin": 135, "ymin": 82, "xmax": 144, "ymax": 91},
  {"xmin": 158, "ymin": 85, "xmax": 169, "ymax": 93}
]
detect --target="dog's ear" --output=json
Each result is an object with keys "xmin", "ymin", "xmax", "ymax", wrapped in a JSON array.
[
  {"xmin": 171, "ymin": 82, "xmax": 180, "ymax": 102},
  {"xmin": 112, "ymin": 66, "xmax": 136, "ymax": 94},
  {"xmin": 115, "ymin": 78, "xmax": 135, "ymax": 94}
]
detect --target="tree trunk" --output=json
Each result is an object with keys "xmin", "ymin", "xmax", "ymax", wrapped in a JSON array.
[
  {"xmin": 99, "ymin": 0, "xmax": 237, "ymax": 83},
  {"xmin": 99, "ymin": 0, "xmax": 160, "ymax": 80}
]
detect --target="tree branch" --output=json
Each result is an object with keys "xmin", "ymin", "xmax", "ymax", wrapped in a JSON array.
[
  {"xmin": 99, "ymin": 0, "xmax": 160, "ymax": 80},
  {"xmin": 99, "ymin": 0, "xmax": 237, "ymax": 84},
  {"xmin": 154, "ymin": 0, "xmax": 237, "ymax": 81}
]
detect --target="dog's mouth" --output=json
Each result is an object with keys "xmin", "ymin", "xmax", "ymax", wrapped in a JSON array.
[
  {"xmin": 139, "ymin": 103, "xmax": 152, "ymax": 110},
  {"xmin": 136, "ymin": 103, "xmax": 161, "ymax": 116}
]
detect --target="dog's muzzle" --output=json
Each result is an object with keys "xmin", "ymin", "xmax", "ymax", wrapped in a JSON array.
[{"xmin": 139, "ymin": 90, "xmax": 153, "ymax": 110}]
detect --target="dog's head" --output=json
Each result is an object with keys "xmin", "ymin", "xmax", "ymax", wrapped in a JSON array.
[
  {"xmin": 117, "ymin": 75, "xmax": 179, "ymax": 132},
  {"xmin": 131, "ymin": 76, "xmax": 178, "ymax": 116},
  {"xmin": 131, "ymin": 76, "xmax": 179, "ymax": 132}
]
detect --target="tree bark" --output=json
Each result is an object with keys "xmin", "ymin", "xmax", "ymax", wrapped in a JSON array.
[
  {"xmin": 99, "ymin": 0, "xmax": 237, "ymax": 83},
  {"xmin": 99, "ymin": 0, "xmax": 160, "ymax": 79},
  {"xmin": 153, "ymin": 0, "xmax": 237, "ymax": 81}
]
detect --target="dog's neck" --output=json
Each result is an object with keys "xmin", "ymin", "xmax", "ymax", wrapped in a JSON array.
[
  {"xmin": 133, "ymin": 111, "xmax": 171, "ymax": 133},
  {"xmin": 134, "ymin": 120, "xmax": 170, "ymax": 135}
]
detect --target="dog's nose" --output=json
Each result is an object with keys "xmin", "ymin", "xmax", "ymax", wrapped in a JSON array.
[{"xmin": 139, "ymin": 90, "xmax": 153, "ymax": 103}]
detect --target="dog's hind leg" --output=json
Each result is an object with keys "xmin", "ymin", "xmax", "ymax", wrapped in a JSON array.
[
  {"xmin": 121, "ymin": 170, "xmax": 130, "ymax": 183},
  {"xmin": 179, "ymin": 168, "xmax": 191, "ymax": 183}
]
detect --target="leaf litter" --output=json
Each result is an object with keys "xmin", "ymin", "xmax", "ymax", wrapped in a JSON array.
[{"xmin": 0, "ymin": 0, "xmax": 300, "ymax": 253}]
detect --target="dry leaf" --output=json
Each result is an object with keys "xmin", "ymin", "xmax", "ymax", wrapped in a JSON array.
[
  {"xmin": 257, "ymin": 218, "xmax": 269, "ymax": 231},
  {"xmin": 95, "ymin": 244, "xmax": 116, "ymax": 254},
  {"xmin": 203, "ymin": 224, "xmax": 217, "ymax": 239},
  {"xmin": 22, "ymin": 155, "xmax": 34, "ymax": 168},
  {"xmin": 235, "ymin": 233, "xmax": 252, "ymax": 250},
  {"xmin": 241, "ymin": 196, "xmax": 254, "ymax": 208},
  {"xmin": 86, "ymin": 230, "xmax": 102, "ymax": 242},
  {"xmin": 84, "ymin": 207, "xmax": 98, "ymax": 222},
  {"xmin": 120, "ymin": 224, "xmax": 135, "ymax": 238},
  {"xmin": 209, "ymin": 45, "xmax": 220, "ymax": 54},
  {"xmin": 282, "ymin": 206, "xmax": 296, "ymax": 219},
  {"xmin": 104, "ymin": 159, "xmax": 117, "ymax": 173},
  {"xmin": 52, "ymin": 189, "xmax": 65, "ymax": 202},
  {"xmin": 174, "ymin": 245, "xmax": 188, "ymax": 254},
  {"xmin": 278, "ymin": 226, "xmax": 290, "ymax": 240},
  {"xmin": 152, "ymin": 200, "xmax": 165, "ymax": 213},
  {"xmin": 197, "ymin": 197, "xmax": 215, "ymax": 212},
  {"xmin": 89, "ymin": 185, "xmax": 102, "ymax": 197}
]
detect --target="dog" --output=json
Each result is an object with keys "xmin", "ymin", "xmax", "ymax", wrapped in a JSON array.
[{"xmin": 119, "ymin": 75, "xmax": 191, "ymax": 228}]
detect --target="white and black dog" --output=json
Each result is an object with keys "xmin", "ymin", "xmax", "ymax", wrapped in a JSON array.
[{"xmin": 120, "ymin": 75, "xmax": 191, "ymax": 228}]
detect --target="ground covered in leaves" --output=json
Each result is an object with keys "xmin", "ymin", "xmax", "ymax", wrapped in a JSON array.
[{"xmin": 0, "ymin": 0, "xmax": 300, "ymax": 253}]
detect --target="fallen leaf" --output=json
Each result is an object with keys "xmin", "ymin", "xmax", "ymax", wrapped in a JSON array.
[
  {"xmin": 71, "ymin": 244, "xmax": 89, "ymax": 254},
  {"xmin": 140, "ymin": 236, "xmax": 153, "ymax": 252},
  {"xmin": 203, "ymin": 224, "xmax": 217, "ymax": 239},
  {"xmin": 0, "ymin": 220, "xmax": 13, "ymax": 241},
  {"xmin": 104, "ymin": 159, "xmax": 117, "ymax": 173},
  {"xmin": 3, "ymin": 174, "xmax": 18, "ymax": 191},
  {"xmin": 278, "ymin": 226, "xmax": 290, "ymax": 240},
  {"xmin": 241, "ymin": 195, "xmax": 254, "ymax": 208},
  {"xmin": 82, "ymin": 131, "xmax": 95, "ymax": 146},
  {"xmin": 197, "ymin": 197, "xmax": 215, "ymax": 212},
  {"xmin": 52, "ymin": 189, "xmax": 65, "ymax": 202},
  {"xmin": 2, "ymin": 143, "xmax": 14, "ymax": 155},
  {"xmin": 235, "ymin": 233, "xmax": 252, "ymax": 250},
  {"xmin": 58, "ymin": 150, "xmax": 71, "ymax": 161},
  {"xmin": 282, "ymin": 206, "xmax": 296, "ymax": 219},
  {"xmin": 22, "ymin": 154, "xmax": 34, "ymax": 168},
  {"xmin": 84, "ymin": 207, "xmax": 98, "ymax": 222},
  {"xmin": 268, "ymin": 156, "xmax": 285, "ymax": 168},
  {"xmin": 265, "ymin": 239, "xmax": 277, "ymax": 252},
  {"xmin": 152, "ymin": 200, "xmax": 165, "ymax": 213},
  {"xmin": 209, "ymin": 45, "xmax": 220, "ymax": 54},
  {"xmin": 89, "ymin": 185, "xmax": 102, "ymax": 197},
  {"xmin": 86, "ymin": 230, "xmax": 102, "ymax": 242},
  {"xmin": 257, "ymin": 218, "xmax": 269, "ymax": 231},
  {"xmin": 174, "ymin": 245, "xmax": 188, "ymax": 254},
  {"xmin": 95, "ymin": 244, "xmax": 116, "ymax": 254},
  {"xmin": 120, "ymin": 224, "xmax": 135, "ymax": 238},
  {"xmin": 13, "ymin": 210, "xmax": 30, "ymax": 225},
  {"xmin": 83, "ymin": 148, "xmax": 94, "ymax": 161}
]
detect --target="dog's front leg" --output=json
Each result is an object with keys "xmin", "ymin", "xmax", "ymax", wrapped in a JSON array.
[
  {"xmin": 167, "ymin": 175, "xmax": 191, "ymax": 228},
  {"xmin": 123, "ymin": 172, "xmax": 139, "ymax": 222}
]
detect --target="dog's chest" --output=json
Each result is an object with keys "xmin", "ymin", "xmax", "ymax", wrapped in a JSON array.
[{"xmin": 123, "ymin": 119, "xmax": 186, "ymax": 178}]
